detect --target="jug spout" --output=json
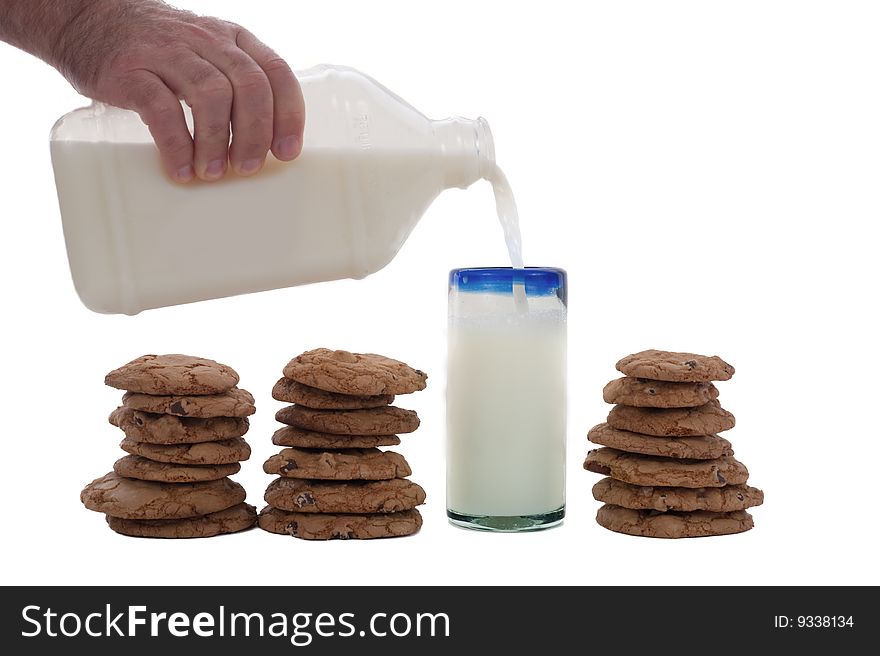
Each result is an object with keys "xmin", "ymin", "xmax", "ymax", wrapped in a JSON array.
[{"xmin": 435, "ymin": 116, "xmax": 496, "ymax": 189}]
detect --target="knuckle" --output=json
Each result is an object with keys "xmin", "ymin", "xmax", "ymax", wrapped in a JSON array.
[
  {"xmin": 261, "ymin": 56, "xmax": 293, "ymax": 77},
  {"xmin": 236, "ymin": 70, "xmax": 271, "ymax": 93},
  {"xmin": 239, "ymin": 114, "xmax": 272, "ymax": 142},
  {"xmin": 197, "ymin": 121, "xmax": 230, "ymax": 141},
  {"xmin": 217, "ymin": 48, "xmax": 250, "ymax": 74},
  {"xmin": 195, "ymin": 74, "xmax": 233, "ymax": 99},
  {"xmin": 156, "ymin": 131, "xmax": 189, "ymax": 154},
  {"xmin": 191, "ymin": 17, "xmax": 238, "ymax": 44},
  {"xmin": 187, "ymin": 65, "xmax": 218, "ymax": 87},
  {"xmin": 217, "ymin": 19, "xmax": 243, "ymax": 34},
  {"xmin": 165, "ymin": 46, "xmax": 191, "ymax": 65},
  {"xmin": 148, "ymin": 103, "xmax": 179, "ymax": 123},
  {"xmin": 135, "ymin": 89, "xmax": 177, "ymax": 119},
  {"xmin": 181, "ymin": 22, "xmax": 213, "ymax": 42},
  {"xmin": 110, "ymin": 50, "xmax": 144, "ymax": 72}
]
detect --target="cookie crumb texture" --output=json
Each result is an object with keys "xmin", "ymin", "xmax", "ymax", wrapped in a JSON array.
[
  {"xmin": 80, "ymin": 472, "xmax": 246, "ymax": 520},
  {"xmin": 588, "ymin": 423, "xmax": 731, "ymax": 460},
  {"xmin": 272, "ymin": 426, "xmax": 401, "ymax": 449},
  {"xmin": 113, "ymin": 455, "xmax": 240, "ymax": 483},
  {"xmin": 263, "ymin": 447, "xmax": 412, "ymax": 480},
  {"xmin": 602, "ymin": 377, "xmax": 719, "ymax": 408},
  {"xmin": 263, "ymin": 348, "xmax": 428, "ymax": 540},
  {"xmin": 283, "ymin": 348, "xmax": 427, "ymax": 396},
  {"xmin": 105, "ymin": 354, "xmax": 239, "ymax": 395},
  {"xmin": 584, "ymin": 350, "xmax": 763, "ymax": 537},
  {"xmin": 272, "ymin": 378, "xmax": 395, "ymax": 409},
  {"xmin": 265, "ymin": 478, "xmax": 426, "ymax": 514},
  {"xmin": 82, "ymin": 354, "xmax": 256, "ymax": 538},
  {"xmin": 607, "ymin": 400, "xmax": 735, "ymax": 437},
  {"xmin": 109, "ymin": 407, "xmax": 249, "ymax": 445},
  {"xmin": 123, "ymin": 388, "xmax": 256, "ymax": 418},
  {"xmin": 258, "ymin": 506, "xmax": 423, "ymax": 540},
  {"xmin": 119, "ymin": 436, "xmax": 251, "ymax": 465},
  {"xmin": 584, "ymin": 448, "xmax": 748, "ymax": 488},
  {"xmin": 107, "ymin": 504, "xmax": 257, "ymax": 538},
  {"xmin": 596, "ymin": 504, "xmax": 754, "ymax": 538},
  {"xmin": 276, "ymin": 405, "xmax": 420, "ymax": 435},
  {"xmin": 592, "ymin": 478, "xmax": 764, "ymax": 513},
  {"xmin": 616, "ymin": 349, "xmax": 734, "ymax": 383}
]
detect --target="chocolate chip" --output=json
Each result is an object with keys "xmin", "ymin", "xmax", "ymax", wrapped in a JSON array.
[
  {"xmin": 736, "ymin": 493, "xmax": 744, "ymax": 501},
  {"xmin": 294, "ymin": 491, "xmax": 316, "ymax": 508},
  {"xmin": 716, "ymin": 471, "xmax": 727, "ymax": 485},
  {"xmin": 280, "ymin": 459, "xmax": 298, "ymax": 474},
  {"xmin": 586, "ymin": 463, "xmax": 612, "ymax": 476},
  {"xmin": 169, "ymin": 401, "xmax": 188, "ymax": 415},
  {"xmin": 684, "ymin": 360, "xmax": 698, "ymax": 369}
]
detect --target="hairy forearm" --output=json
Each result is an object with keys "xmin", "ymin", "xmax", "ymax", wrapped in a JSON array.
[
  {"xmin": 0, "ymin": 0, "xmax": 164, "ymax": 90},
  {"xmin": 0, "ymin": 1, "xmax": 98, "ymax": 62}
]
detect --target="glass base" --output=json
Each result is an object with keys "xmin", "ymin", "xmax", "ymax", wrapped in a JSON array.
[{"xmin": 447, "ymin": 507, "xmax": 565, "ymax": 533}]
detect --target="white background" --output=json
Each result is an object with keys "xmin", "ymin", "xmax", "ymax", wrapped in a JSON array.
[{"xmin": 1, "ymin": 0, "xmax": 878, "ymax": 586}]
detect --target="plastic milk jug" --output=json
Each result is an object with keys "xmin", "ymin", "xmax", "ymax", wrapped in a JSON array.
[{"xmin": 50, "ymin": 64, "xmax": 495, "ymax": 314}]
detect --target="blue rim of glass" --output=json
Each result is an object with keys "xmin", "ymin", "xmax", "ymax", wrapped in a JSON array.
[{"xmin": 449, "ymin": 267, "xmax": 567, "ymax": 301}]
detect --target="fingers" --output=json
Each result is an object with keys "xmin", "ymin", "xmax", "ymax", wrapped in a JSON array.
[
  {"xmin": 119, "ymin": 70, "xmax": 194, "ymax": 183},
  {"xmin": 195, "ymin": 40, "xmax": 274, "ymax": 176},
  {"xmin": 235, "ymin": 30, "xmax": 305, "ymax": 161},
  {"xmin": 157, "ymin": 52, "xmax": 232, "ymax": 181},
  {"xmin": 112, "ymin": 25, "xmax": 303, "ymax": 182}
]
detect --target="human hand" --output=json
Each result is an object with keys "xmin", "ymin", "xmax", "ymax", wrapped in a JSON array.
[{"xmin": 53, "ymin": 0, "xmax": 305, "ymax": 182}]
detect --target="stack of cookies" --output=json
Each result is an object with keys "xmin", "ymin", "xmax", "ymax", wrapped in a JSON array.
[
  {"xmin": 259, "ymin": 348, "xmax": 428, "ymax": 540},
  {"xmin": 584, "ymin": 349, "xmax": 764, "ymax": 538},
  {"xmin": 81, "ymin": 354, "xmax": 258, "ymax": 538}
]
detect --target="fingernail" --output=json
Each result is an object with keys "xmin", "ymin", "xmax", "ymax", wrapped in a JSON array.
[
  {"xmin": 277, "ymin": 135, "xmax": 301, "ymax": 160},
  {"xmin": 238, "ymin": 158, "xmax": 263, "ymax": 175},
  {"xmin": 204, "ymin": 159, "xmax": 226, "ymax": 180},
  {"xmin": 175, "ymin": 165, "xmax": 194, "ymax": 183}
]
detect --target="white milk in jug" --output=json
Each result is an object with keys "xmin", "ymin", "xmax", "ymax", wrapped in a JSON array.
[{"xmin": 50, "ymin": 65, "xmax": 496, "ymax": 314}]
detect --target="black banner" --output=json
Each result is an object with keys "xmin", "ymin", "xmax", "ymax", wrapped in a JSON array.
[{"xmin": 2, "ymin": 586, "xmax": 873, "ymax": 653}]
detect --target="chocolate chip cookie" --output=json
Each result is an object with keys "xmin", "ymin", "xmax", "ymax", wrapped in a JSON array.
[
  {"xmin": 272, "ymin": 426, "xmax": 400, "ymax": 449},
  {"xmin": 107, "ymin": 503, "xmax": 257, "ymax": 538},
  {"xmin": 583, "ymin": 447, "xmax": 749, "ymax": 488},
  {"xmin": 272, "ymin": 378, "xmax": 394, "ymax": 410},
  {"xmin": 587, "ymin": 423, "xmax": 732, "ymax": 459},
  {"xmin": 592, "ymin": 477, "xmax": 764, "ymax": 513},
  {"xmin": 80, "ymin": 472, "xmax": 246, "ymax": 519},
  {"xmin": 258, "ymin": 506, "xmax": 422, "ymax": 540},
  {"xmin": 105, "ymin": 354, "xmax": 239, "ymax": 395},
  {"xmin": 602, "ymin": 377, "xmax": 719, "ymax": 408},
  {"xmin": 119, "ymin": 437, "xmax": 251, "ymax": 465},
  {"xmin": 275, "ymin": 405, "xmax": 419, "ymax": 435},
  {"xmin": 123, "ymin": 388, "xmax": 256, "ymax": 418},
  {"xmin": 113, "ymin": 455, "xmax": 240, "ymax": 483},
  {"xmin": 283, "ymin": 348, "xmax": 427, "ymax": 396},
  {"xmin": 596, "ymin": 504, "xmax": 753, "ymax": 538},
  {"xmin": 109, "ymin": 407, "xmax": 249, "ymax": 444},
  {"xmin": 607, "ymin": 400, "xmax": 735, "ymax": 437},
  {"xmin": 264, "ymin": 477, "xmax": 426, "ymax": 514},
  {"xmin": 263, "ymin": 447, "xmax": 412, "ymax": 480},
  {"xmin": 615, "ymin": 349, "xmax": 735, "ymax": 383}
]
